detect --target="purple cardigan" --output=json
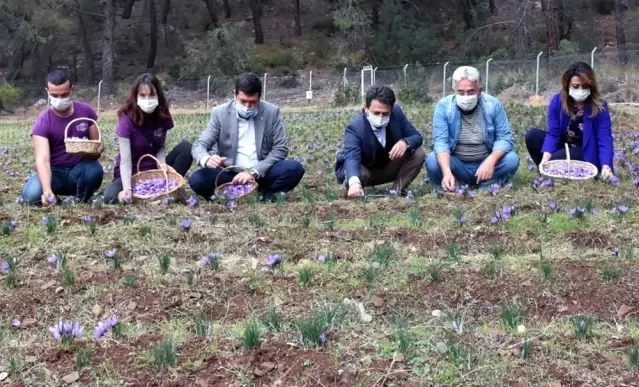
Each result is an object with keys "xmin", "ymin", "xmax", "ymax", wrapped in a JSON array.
[{"xmin": 542, "ymin": 93, "xmax": 614, "ymax": 171}]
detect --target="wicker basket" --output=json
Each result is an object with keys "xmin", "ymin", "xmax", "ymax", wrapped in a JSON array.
[
  {"xmin": 64, "ymin": 117, "xmax": 103, "ymax": 155},
  {"xmin": 214, "ymin": 165, "xmax": 259, "ymax": 201},
  {"xmin": 539, "ymin": 144, "xmax": 598, "ymax": 180},
  {"xmin": 131, "ymin": 154, "xmax": 185, "ymax": 202}
]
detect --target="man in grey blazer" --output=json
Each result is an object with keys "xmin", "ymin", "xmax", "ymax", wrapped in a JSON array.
[{"xmin": 189, "ymin": 73, "xmax": 305, "ymax": 201}]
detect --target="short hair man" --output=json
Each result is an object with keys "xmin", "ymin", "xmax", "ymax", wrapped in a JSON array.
[
  {"xmin": 335, "ymin": 85, "xmax": 425, "ymax": 197},
  {"xmin": 21, "ymin": 69, "xmax": 104, "ymax": 205},
  {"xmin": 190, "ymin": 72, "xmax": 305, "ymax": 201},
  {"xmin": 426, "ymin": 66, "xmax": 519, "ymax": 191}
]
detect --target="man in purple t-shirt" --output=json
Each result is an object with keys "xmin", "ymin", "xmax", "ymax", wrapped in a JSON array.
[{"xmin": 21, "ymin": 69, "xmax": 105, "ymax": 205}]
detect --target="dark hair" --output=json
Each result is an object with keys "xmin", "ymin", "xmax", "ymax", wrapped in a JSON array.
[
  {"xmin": 117, "ymin": 73, "xmax": 171, "ymax": 127},
  {"xmin": 365, "ymin": 86, "xmax": 396, "ymax": 107},
  {"xmin": 561, "ymin": 62, "xmax": 604, "ymax": 118},
  {"xmin": 235, "ymin": 73, "xmax": 262, "ymax": 97},
  {"xmin": 46, "ymin": 69, "xmax": 72, "ymax": 87}
]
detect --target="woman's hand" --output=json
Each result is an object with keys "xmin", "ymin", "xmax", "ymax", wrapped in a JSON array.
[
  {"xmin": 601, "ymin": 165, "xmax": 612, "ymax": 181},
  {"xmin": 540, "ymin": 152, "xmax": 552, "ymax": 170},
  {"xmin": 118, "ymin": 189, "xmax": 132, "ymax": 203}
]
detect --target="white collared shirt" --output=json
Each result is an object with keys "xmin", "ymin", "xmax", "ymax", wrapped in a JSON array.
[{"xmin": 235, "ymin": 115, "xmax": 259, "ymax": 169}]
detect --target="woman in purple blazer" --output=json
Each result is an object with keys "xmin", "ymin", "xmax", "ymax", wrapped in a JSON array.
[{"xmin": 525, "ymin": 62, "xmax": 614, "ymax": 180}]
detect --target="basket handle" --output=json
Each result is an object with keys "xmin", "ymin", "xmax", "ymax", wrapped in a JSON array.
[
  {"xmin": 137, "ymin": 154, "xmax": 170, "ymax": 194},
  {"xmin": 565, "ymin": 143, "xmax": 571, "ymax": 163},
  {"xmin": 215, "ymin": 165, "xmax": 249, "ymax": 189},
  {"xmin": 64, "ymin": 117, "xmax": 101, "ymax": 142}
]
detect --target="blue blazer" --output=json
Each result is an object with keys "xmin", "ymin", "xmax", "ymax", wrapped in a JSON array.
[
  {"xmin": 335, "ymin": 105, "xmax": 423, "ymax": 184},
  {"xmin": 542, "ymin": 93, "xmax": 614, "ymax": 170}
]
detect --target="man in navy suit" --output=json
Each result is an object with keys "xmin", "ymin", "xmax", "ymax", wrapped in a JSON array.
[{"xmin": 335, "ymin": 86, "xmax": 425, "ymax": 198}]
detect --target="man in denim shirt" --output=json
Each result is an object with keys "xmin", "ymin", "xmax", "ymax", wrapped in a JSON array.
[{"xmin": 425, "ymin": 66, "xmax": 519, "ymax": 191}]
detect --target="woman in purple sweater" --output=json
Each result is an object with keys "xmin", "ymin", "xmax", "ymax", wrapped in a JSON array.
[
  {"xmin": 525, "ymin": 62, "xmax": 614, "ymax": 180},
  {"xmin": 103, "ymin": 74, "xmax": 193, "ymax": 204}
]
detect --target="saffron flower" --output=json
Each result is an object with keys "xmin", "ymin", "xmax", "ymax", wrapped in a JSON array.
[
  {"xmin": 618, "ymin": 204, "xmax": 629, "ymax": 214},
  {"xmin": 569, "ymin": 207, "xmax": 586, "ymax": 218},
  {"xmin": 180, "ymin": 219, "xmax": 192, "ymax": 231},
  {"xmin": 226, "ymin": 200, "xmax": 236, "ymax": 211},
  {"xmin": 610, "ymin": 176, "xmax": 620, "ymax": 186},
  {"xmin": 488, "ymin": 184, "xmax": 500, "ymax": 196},
  {"xmin": 209, "ymin": 195, "xmax": 216, "ymax": 201},
  {"xmin": 105, "ymin": 249, "xmax": 116, "ymax": 259},
  {"xmin": 49, "ymin": 321, "xmax": 84, "ymax": 343},
  {"xmin": 265, "ymin": 254, "xmax": 282, "ymax": 269},
  {"xmin": 11, "ymin": 319, "xmax": 20, "ymax": 327},
  {"xmin": 41, "ymin": 217, "xmax": 49, "ymax": 226},
  {"xmin": 47, "ymin": 255, "xmax": 60, "ymax": 265},
  {"xmin": 549, "ymin": 201, "xmax": 560, "ymax": 212},
  {"xmin": 82, "ymin": 216, "xmax": 93, "ymax": 223},
  {"xmin": 317, "ymin": 255, "xmax": 327, "ymax": 263},
  {"xmin": 0, "ymin": 261, "xmax": 9, "ymax": 274},
  {"xmin": 186, "ymin": 196, "xmax": 198, "ymax": 208},
  {"xmin": 614, "ymin": 247, "xmax": 621, "ymax": 257},
  {"xmin": 93, "ymin": 315, "xmax": 119, "ymax": 339}
]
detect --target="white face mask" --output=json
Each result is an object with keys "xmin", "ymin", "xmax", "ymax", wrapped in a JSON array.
[
  {"xmin": 138, "ymin": 98, "xmax": 159, "ymax": 113},
  {"xmin": 236, "ymin": 101, "xmax": 258, "ymax": 119},
  {"xmin": 569, "ymin": 88, "xmax": 591, "ymax": 102},
  {"xmin": 456, "ymin": 95, "xmax": 479, "ymax": 111},
  {"xmin": 366, "ymin": 111, "xmax": 390, "ymax": 128},
  {"xmin": 49, "ymin": 95, "xmax": 72, "ymax": 111}
]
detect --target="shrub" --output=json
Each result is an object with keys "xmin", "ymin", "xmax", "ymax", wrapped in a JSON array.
[{"xmin": 332, "ymin": 85, "xmax": 360, "ymax": 107}]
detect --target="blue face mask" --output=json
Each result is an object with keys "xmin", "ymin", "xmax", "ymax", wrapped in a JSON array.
[{"xmin": 236, "ymin": 101, "xmax": 258, "ymax": 119}]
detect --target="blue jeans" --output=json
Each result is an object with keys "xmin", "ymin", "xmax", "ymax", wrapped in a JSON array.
[
  {"xmin": 21, "ymin": 160, "xmax": 104, "ymax": 205},
  {"xmin": 425, "ymin": 151, "xmax": 520, "ymax": 189},
  {"xmin": 189, "ymin": 159, "xmax": 305, "ymax": 200}
]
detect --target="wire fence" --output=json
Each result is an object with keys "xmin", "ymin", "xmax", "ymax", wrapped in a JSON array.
[{"xmin": 12, "ymin": 49, "xmax": 639, "ymax": 113}]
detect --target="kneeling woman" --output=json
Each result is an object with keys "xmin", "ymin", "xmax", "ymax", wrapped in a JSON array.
[
  {"xmin": 525, "ymin": 62, "xmax": 614, "ymax": 180},
  {"xmin": 104, "ymin": 74, "xmax": 193, "ymax": 204}
]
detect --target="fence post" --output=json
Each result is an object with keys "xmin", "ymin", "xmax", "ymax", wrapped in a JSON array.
[
  {"xmin": 306, "ymin": 71, "xmax": 313, "ymax": 104},
  {"xmin": 373, "ymin": 67, "xmax": 378, "ymax": 85},
  {"xmin": 343, "ymin": 67, "xmax": 348, "ymax": 87},
  {"xmin": 206, "ymin": 75, "xmax": 211, "ymax": 110},
  {"xmin": 536, "ymin": 52, "xmax": 543, "ymax": 96},
  {"xmin": 403, "ymin": 64, "xmax": 409, "ymax": 85},
  {"xmin": 263, "ymin": 73, "xmax": 268, "ymax": 101},
  {"xmin": 485, "ymin": 58, "xmax": 493, "ymax": 95},
  {"xmin": 97, "ymin": 80, "xmax": 103, "ymax": 113},
  {"xmin": 443, "ymin": 62, "xmax": 450, "ymax": 97},
  {"xmin": 361, "ymin": 69, "xmax": 365, "ymax": 104},
  {"xmin": 591, "ymin": 47, "xmax": 598, "ymax": 68}
]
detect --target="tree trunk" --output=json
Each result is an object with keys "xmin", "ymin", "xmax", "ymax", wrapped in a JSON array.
[
  {"xmin": 558, "ymin": 0, "xmax": 572, "ymax": 39},
  {"xmin": 513, "ymin": 0, "xmax": 529, "ymax": 57},
  {"xmin": 294, "ymin": 0, "xmax": 302, "ymax": 36},
  {"xmin": 541, "ymin": 0, "xmax": 560, "ymax": 53},
  {"xmin": 202, "ymin": 0, "xmax": 219, "ymax": 29},
  {"xmin": 371, "ymin": 0, "xmax": 379, "ymax": 31},
  {"xmin": 223, "ymin": 0, "xmax": 231, "ymax": 18},
  {"xmin": 162, "ymin": 0, "xmax": 170, "ymax": 47},
  {"xmin": 615, "ymin": 0, "xmax": 628, "ymax": 65},
  {"xmin": 461, "ymin": 0, "xmax": 474, "ymax": 30},
  {"xmin": 251, "ymin": 0, "xmax": 264, "ymax": 44},
  {"xmin": 146, "ymin": 0, "xmax": 158, "ymax": 72},
  {"xmin": 122, "ymin": 0, "xmax": 135, "ymax": 19},
  {"xmin": 101, "ymin": 0, "xmax": 116, "ymax": 97},
  {"xmin": 76, "ymin": 11, "xmax": 96, "ymax": 84},
  {"xmin": 488, "ymin": 0, "xmax": 497, "ymax": 14}
]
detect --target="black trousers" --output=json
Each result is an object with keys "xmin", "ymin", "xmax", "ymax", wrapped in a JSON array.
[
  {"xmin": 525, "ymin": 128, "xmax": 583, "ymax": 166},
  {"xmin": 103, "ymin": 140, "xmax": 193, "ymax": 204}
]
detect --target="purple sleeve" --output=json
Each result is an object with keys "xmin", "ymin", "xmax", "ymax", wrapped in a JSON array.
[
  {"xmin": 164, "ymin": 117, "xmax": 174, "ymax": 131},
  {"xmin": 542, "ymin": 94, "xmax": 562, "ymax": 154},
  {"xmin": 116, "ymin": 116, "xmax": 134, "ymax": 138},
  {"xmin": 31, "ymin": 112, "xmax": 49, "ymax": 138}
]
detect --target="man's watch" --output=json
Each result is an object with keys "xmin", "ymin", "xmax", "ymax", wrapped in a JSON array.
[{"xmin": 249, "ymin": 168, "xmax": 260, "ymax": 180}]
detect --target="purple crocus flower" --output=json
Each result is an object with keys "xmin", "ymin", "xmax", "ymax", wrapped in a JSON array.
[
  {"xmin": 47, "ymin": 255, "xmax": 60, "ymax": 265},
  {"xmin": 633, "ymin": 177, "xmax": 639, "ymax": 186},
  {"xmin": 614, "ymin": 247, "xmax": 621, "ymax": 257},
  {"xmin": 488, "ymin": 184, "xmax": 500, "ymax": 196},
  {"xmin": 549, "ymin": 201, "xmax": 560, "ymax": 212},
  {"xmin": 490, "ymin": 215, "xmax": 500, "ymax": 224},
  {"xmin": 406, "ymin": 190, "xmax": 414, "ymax": 199},
  {"xmin": 11, "ymin": 319, "xmax": 20, "ymax": 327},
  {"xmin": 0, "ymin": 261, "xmax": 9, "ymax": 274},
  {"xmin": 41, "ymin": 217, "xmax": 49, "ymax": 226},
  {"xmin": 198, "ymin": 256, "xmax": 210, "ymax": 266},
  {"xmin": 618, "ymin": 204, "xmax": 629, "ymax": 214},
  {"xmin": 319, "ymin": 332, "xmax": 327, "ymax": 345},
  {"xmin": 226, "ymin": 200, "xmax": 236, "ymax": 211},
  {"xmin": 265, "ymin": 254, "xmax": 282, "ymax": 269},
  {"xmin": 389, "ymin": 189, "xmax": 398, "ymax": 196},
  {"xmin": 82, "ymin": 215, "xmax": 93, "ymax": 223},
  {"xmin": 49, "ymin": 321, "xmax": 84, "ymax": 342},
  {"xmin": 610, "ymin": 176, "xmax": 620, "ymax": 186},
  {"xmin": 180, "ymin": 219, "xmax": 192, "ymax": 231},
  {"xmin": 186, "ymin": 196, "xmax": 198, "ymax": 208},
  {"xmin": 317, "ymin": 255, "xmax": 326, "ymax": 263},
  {"xmin": 527, "ymin": 165, "xmax": 536, "ymax": 171},
  {"xmin": 209, "ymin": 195, "xmax": 216, "ymax": 201},
  {"xmin": 105, "ymin": 249, "xmax": 116, "ymax": 259},
  {"xmin": 609, "ymin": 208, "xmax": 619, "ymax": 215},
  {"xmin": 93, "ymin": 314, "xmax": 118, "ymax": 339},
  {"xmin": 419, "ymin": 177, "xmax": 430, "ymax": 186},
  {"xmin": 15, "ymin": 197, "xmax": 24, "ymax": 205},
  {"xmin": 10, "ymin": 220, "xmax": 16, "ymax": 230},
  {"xmin": 459, "ymin": 216, "xmax": 467, "ymax": 226}
]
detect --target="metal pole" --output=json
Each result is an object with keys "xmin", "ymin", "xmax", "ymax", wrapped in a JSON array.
[
  {"xmin": 536, "ymin": 52, "xmax": 543, "ymax": 96},
  {"xmin": 373, "ymin": 67, "xmax": 378, "ymax": 85},
  {"xmin": 485, "ymin": 58, "xmax": 493, "ymax": 94},
  {"xmin": 591, "ymin": 47, "xmax": 598, "ymax": 68},
  {"xmin": 343, "ymin": 67, "xmax": 348, "ymax": 87},
  {"xmin": 403, "ymin": 64, "xmax": 409, "ymax": 85},
  {"xmin": 361, "ymin": 69, "xmax": 365, "ymax": 104},
  {"xmin": 443, "ymin": 62, "xmax": 450, "ymax": 97},
  {"xmin": 206, "ymin": 75, "xmax": 211, "ymax": 110},
  {"xmin": 263, "ymin": 73, "xmax": 268, "ymax": 101},
  {"xmin": 97, "ymin": 80, "xmax": 103, "ymax": 113},
  {"xmin": 309, "ymin": 71, "xmax": 313, "ymax": 92}
]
